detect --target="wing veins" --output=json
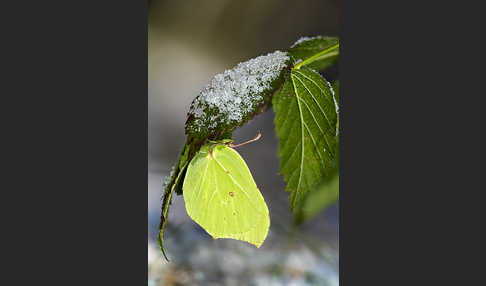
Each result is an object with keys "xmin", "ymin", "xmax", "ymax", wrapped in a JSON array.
[{"xmin": 192, "ymin": 158, "xmax": 210, "ymax": 206}]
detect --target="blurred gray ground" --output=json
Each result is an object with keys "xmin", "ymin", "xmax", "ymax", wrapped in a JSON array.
[{"xmin": 149, "ymin": 0, "xmax": 339, "ymax": 285}]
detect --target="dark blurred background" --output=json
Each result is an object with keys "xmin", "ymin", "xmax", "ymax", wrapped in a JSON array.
[{"xmin": 148, "ymin": 1, "xmax": 339, "ymax": 285}]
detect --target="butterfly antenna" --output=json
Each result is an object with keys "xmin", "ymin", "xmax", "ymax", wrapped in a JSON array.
[{"xmin": 230, "ymin": 131, "xmax": 262, "ymax": 148}]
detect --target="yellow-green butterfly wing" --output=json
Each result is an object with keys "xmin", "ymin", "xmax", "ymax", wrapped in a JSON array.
[{"xmin": 183, "ymin": 142, "xmax": 270, "ymax": 247}]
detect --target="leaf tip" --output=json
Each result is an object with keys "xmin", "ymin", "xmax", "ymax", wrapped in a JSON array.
[{"xmin": 157, "ymin": 230, "xmax": 170, "ymax": 262}]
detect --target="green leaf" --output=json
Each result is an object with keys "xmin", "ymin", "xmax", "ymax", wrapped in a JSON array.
[
  {"xmin": 157, "ymin": 141, "xmax": 191, "ymax": 261},
  {"xmin": 295, "ymin": 148, "xmax": 339, "ymax": 224},
  {"xmin": 272, "ymin": 66, "xmax": 338, "ymax": 211},
  {"xmin": 289, "ymin": 36, "xmax": 339, "ymax": 71}
]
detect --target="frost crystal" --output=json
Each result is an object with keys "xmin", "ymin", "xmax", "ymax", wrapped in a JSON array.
[
  {"xmin": 327, "ymin": 80, "xmax": 339, "ymax": 114},
  {"xmin": 162, "ymin": 165, "xmax": 176, "ymax": 193},
  {"xmin": 290, "ymin": 36, "xmax": 324, "ymax": 48},
  {"xmin": 187, "ymin": 50, "xmax": 290, "ymax": 136}
]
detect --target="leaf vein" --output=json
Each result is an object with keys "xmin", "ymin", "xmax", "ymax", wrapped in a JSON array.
[
  {"xmin": 291, "ymin": 74, "xmax": 305, "ymax": 202},
  {"xmin": 292, "ymin": 70, "xmax": 333, "ymax": 129}
]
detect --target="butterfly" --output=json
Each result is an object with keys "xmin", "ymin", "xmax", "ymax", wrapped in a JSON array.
[{"xmin": 182, "ymin": 132, "xmax": 270, "ymax": 247}]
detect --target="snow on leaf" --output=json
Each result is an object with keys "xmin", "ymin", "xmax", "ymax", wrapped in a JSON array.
[
  {"xmin": 186, "ymin": 51, "xmax": 290, "ymax": 138},
  {"xmin": 290, "ymin": 36, "xmax": 325, "ymax": 48}
]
